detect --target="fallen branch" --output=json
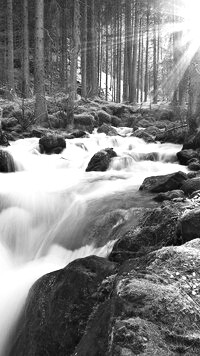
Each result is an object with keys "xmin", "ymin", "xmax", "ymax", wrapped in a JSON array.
[{"xmin": 164, "ymin": 123, "xmax": 188, "ymax": 133}]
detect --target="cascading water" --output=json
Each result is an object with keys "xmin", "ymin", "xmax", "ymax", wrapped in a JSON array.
[{"xmin": 0, "ymin": 129, "xmax": 187, "ymax": 355}]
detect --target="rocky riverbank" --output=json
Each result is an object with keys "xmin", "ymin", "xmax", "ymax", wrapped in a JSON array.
[
  {"xmin": 8, "ymin": 169, "xmax": 200, "ymax": 356},
  {"xmin": 0, "ymin": 96, "xmax": 186, "ymax": 146},
  {"xmin": 3, "ymin": 97, "xmax": 200, "ymax": 355}
]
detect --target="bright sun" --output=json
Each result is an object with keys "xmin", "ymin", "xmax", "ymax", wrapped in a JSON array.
[{"xmin": 182, "ymin": 0, "xmax": 200, "ymax": 45}]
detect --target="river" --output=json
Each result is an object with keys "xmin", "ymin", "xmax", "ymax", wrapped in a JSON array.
[{"xmin": 0, "ymin": 129, "xmax": 186, "ymax": 355}]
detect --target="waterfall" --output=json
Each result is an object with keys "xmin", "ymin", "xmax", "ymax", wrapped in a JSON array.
[{"xmin": 0, "ymin": 131, "xmax": 187, "ymax": 355}]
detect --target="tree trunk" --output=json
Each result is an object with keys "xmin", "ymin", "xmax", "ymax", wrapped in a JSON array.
[
  {"xmin": 144, "ymin": 0, "xmax": 150, "ymax": 102},
  {"xmin": 69, "ymin": 0, "xmax": 79, "ymax": 102},
  {"xmin": 7, "ymin": 0, "xmax": 14, "ymax": 91},
  {"xmin": 130, "ymin": 0, "xmax": 139, "ymax": 103},
  {"xmin": 105, "ymin": 22, "xmax": 109, "ymax": 101},
  {"xmin": 153, "ymin": 2, "xmax": 158, "ymax": 104},
  {"xmin": 126, "ymin": 0, "xmax": 132, "ymax": 102},
  {"xmin": 123, "ymin": 5, "xmax": 128, "ymax": 102},
  {"xmin": 86, "ymin": 0, "xmax": 97, "ymax": 97},
  {"xmin": 34, "ymin": 0, "xmax": 47, "ymax": 124},
  {"xmin": 22, "ymin": 0, "xmax": 30, "ymax": 98},
  {"xmin": 60, "ymin": 1, "xmax": 67, "ymax": 90},
  {"xmin": 188, "ymin": 50, "xmax": 200, "ymax": 133},
  {"xmin": 80, "ymin": 0, "xmax": 87, "ymax": 98}
]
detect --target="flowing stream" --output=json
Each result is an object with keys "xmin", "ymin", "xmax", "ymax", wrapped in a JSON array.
[{"xmin": 0, "ymin": 128, "xmax": 187, "ymax": 355}]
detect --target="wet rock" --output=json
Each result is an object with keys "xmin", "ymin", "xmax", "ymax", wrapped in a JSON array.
[
  {"xmin": 39, "ymin": 133, "xmax": 66, "ymax": 154},
  {"xmin": 96, "ymin": 110, "xmax": 111, "ymax": 125},
  {"xmin": 142, "ymin": 152, "xmax": 159, "ymax": 161},
  {"xmin": 97, "ymin": 124, "xmax": 118, "ymax": 136},
  {"xmin": 177, "ymin": 149, "xmax": 199, "ymax": 165},
  {"xmin": 109, "ymin": 205, "xmax": 181, "ymax": 263},
  {"xmin": 1, "ymin": 117, "xmax": 18, "ymax": 129},
  {"xmin": 0, "ymin": 150, "xmax": 15, "ymax": 172},
  {"xmin": 9, "ymin": 131, "xmax": 24, "ymax": 141},
  {"xmin": 176, "ymin": 208, "xmax": 200, "ymax": 242},
  {"xmin": 70, "ymin": 130, "xmax": 88, "ymax": 138},
  {"xmin": 181, "ymin": 177, "xmax": 200, "ymax": 195},
  {"xmin": 188, "ymin": 161, "xmax": 200, "ymax": 171},
  {"xmin": 86, "ymin": 148, "xmax": 117, "ymax": 172},
  {"xmin": 10, "ymin": 256, "xmax": 117, "ymax": 356},
  {"xmin": 111, "ymin": 115, "xmax": 122, "ymax": 127},
  {"xmin": 154, "ymin": 189, "xmax": 185, "ymax": 202},
  {"xmin": 145, "ymin": 126, "xmax": 161, "ymax": 136},
  {"xmin": 131, "ymin": 129, "xmax": 155, "ymax": 143},
  {"xmin": 0, "ymin": 131, "xmax": 10, "ymax": 146},
  {"xmin": 139, "ymin": 171, "xmax": 188, "ymax": 193}
]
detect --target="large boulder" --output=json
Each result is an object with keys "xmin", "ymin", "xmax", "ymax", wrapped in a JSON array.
[
  {"xmin": 39, "ymin": 133, "xmax": 66, "ymax": 154},
  {"xmin": 97, "ymin": 124, "xmax": 118, "ymax": 136},
  {"xmin": 181, "ymin": 177, "xmax": 200, "ymax": 195},
  {"xmin": 96, "ymin": 110, "xmax": 111, "ymax": 125},
  {"xmin": 111, "ymin": 115, "xmax": 122, "ymax": 127},
  {"xmin": 86, "ymin": 148, "xmax": 117, "ymax": 172},
  {"xmin": 0, "ymin": 150, "xmax": 15, "ymax": 172},
  {"xmin": 177, "ymin": 149, "xmax": 199, "ymax": 165},
  {"xmin": 109, "ymin": 205, "xmax": 182, "ymax": 263},
  {"xmin": 139, "ymin": 171, "xmax": 188, "ymax": 193},
  {"xmin": 131, "ymin": 129, "xmax": 155, "ymax": 143},
  {"xmin": 74, "ymin": 113, "xmax": 96, "ymax": 133},
  {"xmin": 9, "ymin": 256, "xmax": 117, "ymax": 356},
  {"xmin": 75, "ymin": 240, "xmax": 200, "ymax": 356}
]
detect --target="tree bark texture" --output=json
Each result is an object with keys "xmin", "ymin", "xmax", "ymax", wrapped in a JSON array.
[{"xmin": 34, "ymin": 0, "xmax": 47, "ymax": 124}]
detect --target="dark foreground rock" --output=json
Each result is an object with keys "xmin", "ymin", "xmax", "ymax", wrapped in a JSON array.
[
  {"xmin": 74, "ymin": 240, "xmax": 200, "ymax": 356},
  {"xmin": 10, "ymin": 256, "xmax": 117, "ymax": 356},
  {"xmin": 14, "ymin": 239, "xmax": 200, "ymax": 356},
  {"xmin": 0, "ymin": 150, "xmax": 15, "ymax": 172},
  {"xmin": 139, "ymin": 171, "xmax": 188, "ymax": 193},
  {"xmin": 39, "ymin": 133, "xmax": 66, "ymax": 154},
  {"xmin": 86, "ymin": 148, "xmax": 117, "ymax": 172}
]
